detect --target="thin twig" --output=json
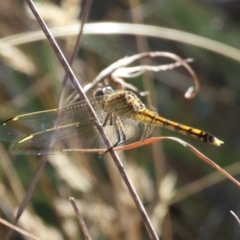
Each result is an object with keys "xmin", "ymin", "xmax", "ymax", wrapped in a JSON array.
[
  {"xmin": 69, "ymin": 197, "xmax": 92, "ymax": 240},
  {"xmin": 5, "ymin": 1, "xmax": 92, "ymax": 239},
  {"xmin": 24, "ymin": 1, "xmax": 159, "ymax": 240},
  {"xmin": 0, "ymin": 218, "xmax": 41, "ymax": 240},
  {"xmin": 4, "ymin": 156, "xmax": 48, "ymax": 240}
]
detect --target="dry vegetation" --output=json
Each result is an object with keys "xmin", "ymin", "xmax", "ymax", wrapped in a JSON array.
[{"xmin": 1, "ymin": 0, "xmax": 240, "ymax": 240}]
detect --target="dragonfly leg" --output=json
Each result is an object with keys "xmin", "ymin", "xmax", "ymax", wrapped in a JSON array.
[
  {"xmin": 114, "ymin": 116, "xmax": 127, "ymax": 144},
  {"xmin": 99, "ymin": 116, "xmax": 126, "ymax": 158},
  {"xmin": 99, "ymin": 113, "xmax": 111, "ymax": 127}
]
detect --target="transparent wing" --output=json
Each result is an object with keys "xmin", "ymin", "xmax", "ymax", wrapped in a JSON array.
[
  {"xmin": 11, "ymin": 118, "xmax": 139, "ymax": 155},
  {"xmin": 0, "ymin": 110, "xmax": 58, "ymax": 142},
  {"xmin": 0, "ymin": 92, "xmax": 141, "ymax": 154},
  {"xmin": 0, "ymin": 96, "xmax": 105, "ymax": 143}
]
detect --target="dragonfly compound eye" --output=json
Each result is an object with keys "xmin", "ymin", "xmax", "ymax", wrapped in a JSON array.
[
  {"xmin": 93, "ymin": 88, "xmax": 104, "ymax": 97},
  {"xmin": 93, "ymin": 86, "xmax": 114, "ymax": 97}
]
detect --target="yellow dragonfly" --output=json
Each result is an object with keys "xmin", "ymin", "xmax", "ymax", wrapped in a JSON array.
[{"xmin": 0, "ymin": 87, "xmax": 223, "ymax": 155}]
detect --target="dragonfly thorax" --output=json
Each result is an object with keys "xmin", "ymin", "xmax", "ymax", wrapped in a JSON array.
[
  {"xmin": 124, "ymin": 92, "xmax": 146, "ymax": 113},
  {"xmin": 101, "ymin": 89, "xmax": 146, "ymax": 119}
]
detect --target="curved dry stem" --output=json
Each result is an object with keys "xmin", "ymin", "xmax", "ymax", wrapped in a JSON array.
[
  {"xmin": 230, "ymin": 211, "xmax": 240, "ymax": 226},
  {"xmin": 1, "ymin": 22, "xmax": 240, "ymax": 62},
  {"xmin": 84, "ymin": 52, "xmax": 199, "ymax": 98},
  {"xmin": 172, "ymin": 161, "xmax": 240, "ymax": 204},
  {"xmin": 70, "ymin": 136, "xmax": 239, "ymax": 189}
]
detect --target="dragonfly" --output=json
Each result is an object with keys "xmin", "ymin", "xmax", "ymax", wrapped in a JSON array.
[{"xmin": 0, "ymin": 86, "xmax": 223, "ymax": 155}]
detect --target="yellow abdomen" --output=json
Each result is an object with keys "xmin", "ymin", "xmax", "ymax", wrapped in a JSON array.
[{"xmin": 134, "ymin": 109, "xmax": 223, "ymax": 146}]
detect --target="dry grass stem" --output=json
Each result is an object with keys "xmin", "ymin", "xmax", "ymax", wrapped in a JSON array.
[{"xmin": 69, "ymin": 197, "xmax": 93, "ymax": 240}]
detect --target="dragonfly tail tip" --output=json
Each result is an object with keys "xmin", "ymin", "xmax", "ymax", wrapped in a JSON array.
[{"xmin": 213, "ymin": 138, "xmax": 224, "ymax": 147}]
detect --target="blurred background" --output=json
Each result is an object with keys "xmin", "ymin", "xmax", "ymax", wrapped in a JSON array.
[{"xmin": 0, "ymin": 0, "xmax": 240, "ymax": 239}]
